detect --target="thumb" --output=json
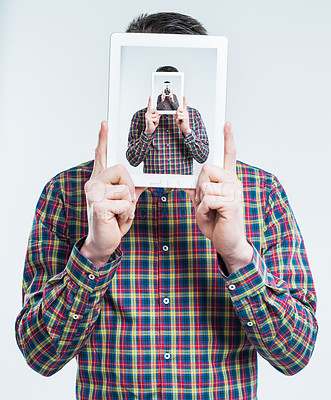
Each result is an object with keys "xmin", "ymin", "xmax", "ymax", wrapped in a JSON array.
[
  {"xmin": 91, "ymin": 121, "xmax": 108, "ymax": 179},
  {"xmin": 182, "ymin": 188, "xmax": 197, "ymax": 208},
  {"xmin": 134, "ymin": 187, "xmax": 147, "ymax": 203}
]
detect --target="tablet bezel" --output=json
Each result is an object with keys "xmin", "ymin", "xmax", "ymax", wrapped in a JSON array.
[{"xmin": 107, "ymin": 32, "xmax": 228, "ymax": 188}]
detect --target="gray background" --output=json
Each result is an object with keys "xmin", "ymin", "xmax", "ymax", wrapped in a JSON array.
[{"xmin": 1, "ymin": 0, "xmax": 329, "ymax": 399}]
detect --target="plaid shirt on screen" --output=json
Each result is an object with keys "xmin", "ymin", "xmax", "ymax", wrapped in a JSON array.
[
  {"xmin": 15, "ymin": 159, "xmax": 318, "ymax": 400},
  {"xmin": 126, "ymin": 106, "xmax": 209, "ymax": 174}
]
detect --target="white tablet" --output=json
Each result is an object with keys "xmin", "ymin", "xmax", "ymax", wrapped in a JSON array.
[{"xmin": 107, "ymin": 32, "xmax": 228, "ymax": 188}]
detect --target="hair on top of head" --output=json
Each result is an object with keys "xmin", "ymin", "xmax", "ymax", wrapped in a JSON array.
[
  {"xmin": 156, "ymin": 66, "xmax": 178, "ymax": 73},
  {"xmin": 126, "ymin": 12, "xmax": 207, "ymax": 35},
  {"xmin": 164, "ymin": 81, "xmax": 170, "ymax": 83}
]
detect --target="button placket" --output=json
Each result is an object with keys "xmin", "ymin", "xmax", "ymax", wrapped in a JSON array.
[{"xmin": 158, "ymin": 192, "xmax": 173, "ymax": 368}]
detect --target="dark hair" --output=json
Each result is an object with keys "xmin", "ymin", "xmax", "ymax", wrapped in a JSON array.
[
  {"xmin": 126, "ymin": 12, "xmax": 207, "ymax": 35},
  {"xmin": 164, "ymin": 81, "xmax": 170, "ymax": 84},
  {"xmin": 156, "ymin": 66, "xmax": 178, "ymax": 73}
]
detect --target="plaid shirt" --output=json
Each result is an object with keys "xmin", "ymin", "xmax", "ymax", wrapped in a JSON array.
[
  {"xmin": 15, "ymin": 159, "xmax": 318, "ymax": 400},
  {"xmin": 126, "ymin": 106, "xmax": 209, "ymax": 174}
]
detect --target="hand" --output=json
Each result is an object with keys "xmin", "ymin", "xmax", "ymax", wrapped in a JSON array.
[
  {"xmin": 169, "ymin": 93, "xmax": 174, "ymax": 102},
  {"xmin": 183, "ymin": 122, "xmax": 253, "ymax": 274},
  {"xmin": 175, "ymin": 96, "xmax": 191, "ymax": 136},
  {"xmin": 161, "ymin": 92, "xmax": 166, "ymax": 102},
  {"xmin": 145, "ymin": 97, "xmax": 160, "ymax": 136},
  {"xmin": 82, "ymin": 121, "xmax": 146, "ymax": 268}
]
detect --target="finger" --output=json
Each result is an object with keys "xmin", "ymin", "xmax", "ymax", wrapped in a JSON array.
[
  {"xmin": 92, "ymin": 199, "xmax": 131, "ymax": 222},
  {"xmin": 97, "ymin": 164, "xmax": 135, "ymax": 201},
  {"xmin": 200, "ymin": 181, "xmax": 237, "ymax": 203},
  {"xmin": 223, "ymin": 121, "xmax": 237, "ymax": 175},
  {"xmin": 91, "ymin": 121, "xmax": 108, "ymax": 179},
  {"xmin": 183, "ymin": 96, "xmax": 187, "ymax": 109},
  {"xmin": 200, "ymin": 181, "xmax": 225, "ymax": 198},
  {"xmin": 197, "ymin": 195, "xmax": 224, "ymax": 217},
  {"xmin": 147, "ymin": 96, "xmax": 151, "ymax": 111},
  {"xmin": 104, "ymin": 184, "xmax": 132, "ymax": 201},
  {"xmin": 196, "ymin": 164, "xmax": 234, "ymax": 204},
  {"xmin": 85, "ymin": 181, "xmax": 131, "ymax": 203}
]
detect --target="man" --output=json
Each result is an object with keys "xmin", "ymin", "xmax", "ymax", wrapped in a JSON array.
[
  {"xmin": 156, "ymin": 80, "xmax": 179, "ymax": 110},
  {"xmin": 15, "ymin": 12, "xmax": 318, "ymax": 400},
  {"xmin": 126, "ymin": 65, "xmax": 209, "ymax": 175}
]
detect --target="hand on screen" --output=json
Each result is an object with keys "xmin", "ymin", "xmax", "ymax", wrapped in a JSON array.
[
  {"xmin": 175, "ymin": 96, "xmax": 191, "ymax": 136},
  {"xmin": 145, "ymin": 97, "xmax": 160, "ymax": 136}
]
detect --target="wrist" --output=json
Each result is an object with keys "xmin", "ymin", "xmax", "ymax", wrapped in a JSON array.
[
  {"xmin": 182, "ymin": 128, "xmax": 191, "ymax": 137},
  {"xmin": 218, "ymin": 241, "xmax": 254, "ymax": 274},
  {"xmin": 144, "ymin": 129, "xmax": 154, "ymax": 136},
  {"xmin": 80, "ymin": 240, "xmax": 115, "ymax": 268}
]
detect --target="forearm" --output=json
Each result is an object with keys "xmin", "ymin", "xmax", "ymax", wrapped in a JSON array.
[
  {"xmin": 15, "ymin": 236, "xmax": 122, "ymax": 376},
  {"xmin": 183, "ymin": 130, "xmax": 209, "ymax": 163},
  {"xmin": 126, "ymin": 131, "xmax": 155, "ymax": 167},
  {"xmin": 218, "ymin": 245, "xmax": 318, "ymax": 375}
]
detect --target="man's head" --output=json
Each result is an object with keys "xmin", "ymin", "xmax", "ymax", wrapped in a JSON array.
[
  {"xmin": 157, "ymin": 66, "xmax": 178, "ymax": 73},
  {"xmin": 126, "ymin": 12, "xmax": 207, "ymax": 35}
]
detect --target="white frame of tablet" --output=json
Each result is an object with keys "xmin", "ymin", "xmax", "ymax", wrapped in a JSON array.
[
  {"xmin": 107, "ymin": 32, "xmax": 228, "ymax": 188},
  {"xmin": 151, "ymin": 72, "xmax": 184, "ymax": 115}
]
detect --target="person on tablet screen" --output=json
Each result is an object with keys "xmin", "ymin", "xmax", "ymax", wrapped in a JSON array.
[
  {"xmin": 15, "ymin": 11, "xmax": 318, "ymax": 400},
  {"xmin": 126, "ymin": 66, "xmax": 209, "ymax": 174},
  {"xmin": 156, "ymin": 80, "xmax": 179, "ymax": 110}
]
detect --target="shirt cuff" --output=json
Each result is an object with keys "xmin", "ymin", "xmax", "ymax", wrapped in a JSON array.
[
  {"xmin": 183, "ymin": 131, "xmax": 195, "ymax": 141},
  {"xmin": 217, "ymin": 242, "xmax": 288, "ymax": 309},
  {"xmin": 65, "ymin": 236, "xmax": 122, "ymax": 293},
  {"xmin": 140, "ymin": 130, "xmax": 155, "ymax": 144}
]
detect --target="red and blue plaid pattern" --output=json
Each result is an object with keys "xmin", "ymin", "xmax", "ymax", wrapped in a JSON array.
[
  {"xmin": 126, "ymin": 106, "xmax": 209, "ymax": 174},
  {"xmin": 15, "ymin": 159, "xmax": 318, "ymax": 399}
]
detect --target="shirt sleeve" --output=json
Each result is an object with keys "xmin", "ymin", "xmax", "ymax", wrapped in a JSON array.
[
  {"xmin": 184, "ymin": 108, "xmax": 209, "ymax": 163},
  {"xmin": 217, "ymin": 176, "xmax": 318, "ymax": 376},
  {"xmin": 126, "ymin": 110, "xmax": 155, "ymax": 166},
  {"xmin": 15, "ymin": 179, "xmax": 122, "ymax": 377}
]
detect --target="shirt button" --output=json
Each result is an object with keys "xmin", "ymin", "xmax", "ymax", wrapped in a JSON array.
[
  {"xmin": 72, "ymin": 314, "xmax": 79, "ymax": 320},
  {"xmin": 166, "ymin": 144, "xmax": 170, "ymax": 147},
  {"xmin": 162, "ymin": 245, "xmax": 169, "ymax": 252},
  {"xmin": 228, "ymin": 284, "xmax": 236, "ymax": 291},
  {"xmin": 164, "ymin": 352, "xmax": 171, "ymax": 360},
  {"xmin": 247, "ymin": 321, "xmax": 253, "ymax": 327},
  {"xmin": 161, "ymin": 196, "xmax": 167, "ymax": 202},
  {"xmin": 166, "ymin": 129, "xmax": 169, "ymax": 133},
  {"xmin": 163, "ymin": 297, "xmax": 170, "ymax": 305},
  {"xmin": 88, "ymin": 274, "xmax": 95, "ymax": 280},
  {"xmin": 167, "ymin": 158, "xmax": 171, "ymax": 162}
]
